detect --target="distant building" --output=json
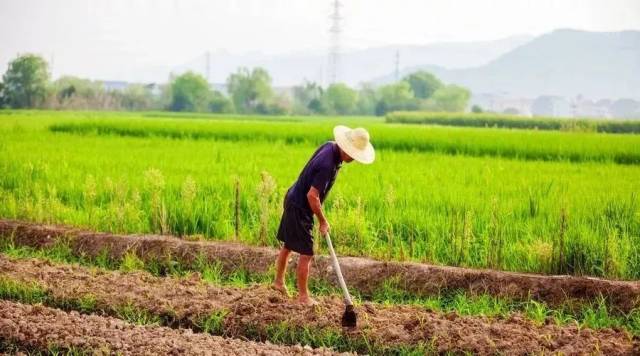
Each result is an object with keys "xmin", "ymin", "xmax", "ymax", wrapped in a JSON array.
[
  {"xmin": 610, "ymin": 99, "xmax": 640, "ymax": 119},
  {"xmin": 100, "ymin": 80, "xmax": 164, "ymax": 96},
  {"xmin": 273, "ymin": 86, "xmax": 295, "ymax": 98},
  {"xmin": 595, "ymin": 99, "xmax": 613, "ymax": 108},
  {"xmin": 571, "ymin": 96, "xmax": 611, "ymax": 118},
  {"xmin": 101, "ymin": 80, "xmax": 130, "ymax": 91},
  {"xmin": 470, "ymin": 93, "xmax": 532, "ymax": 116},
  {"xmin": 473, "ymin": 92, "xmax": 637, "ymax": 119},
  {"xmin": 531, "ymin": 96, "xmax": 571, "ymax": 117},
  {"xmin": 496, "ymin": 98, "xmax": 533, "ymax": 116},
  {"xmin": 144, "ymin": 83, "xmax": 162, "ymax": 96}
]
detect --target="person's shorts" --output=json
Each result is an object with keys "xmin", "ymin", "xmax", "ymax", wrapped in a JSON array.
[{"xmin": 276, "ymin": 199, "xmax": 314, "ymax": 256}]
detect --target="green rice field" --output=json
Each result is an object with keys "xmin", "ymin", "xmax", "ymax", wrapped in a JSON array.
[{"xmin": 1, "ymin": 110, "xmax": 639, "ymax": 278}]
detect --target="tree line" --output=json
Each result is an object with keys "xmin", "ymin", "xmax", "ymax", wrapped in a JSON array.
[{"xmin": 0, "ymin": 54, "xmax": 470, "ymax": 116}]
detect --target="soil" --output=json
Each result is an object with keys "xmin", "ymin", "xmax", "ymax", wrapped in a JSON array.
[
  {"xmin": 0, "ymin": 255, "xmax": 637, "ymax": 355},
  {"xmin": 2, "ymin": 219, "xmax": 639, "ymax": 312},
  {"xmin": 0, "ymin": 300, "xmax": 343, "ymax": 355}
]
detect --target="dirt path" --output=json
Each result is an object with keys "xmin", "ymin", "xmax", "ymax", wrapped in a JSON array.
[
  {"xmin": 2, "ymin": 219, "xmax": 639, "ymax": 312},
  {"xmin": 0, "ymin": 300, "xmax": 344, "ymax": 355},
  {"xmin": 0, "ymin": 255, "xmax": 636, "ymax": 355}
]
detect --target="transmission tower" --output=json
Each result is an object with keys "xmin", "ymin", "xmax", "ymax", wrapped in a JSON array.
[
  {"xmin": 328, "ymin": 0, "xmax": 342, "ymax": 85},
  {"xmin": 50, "ymin": 53, "xmax": 55, "ymax": 78},
  {"xmin": 394, "ymin": 50, "xmax": 400, "ymax": 81},
  {"xmin": 205, "ymin": 51, "xmax": 211, "ymax": 83}
]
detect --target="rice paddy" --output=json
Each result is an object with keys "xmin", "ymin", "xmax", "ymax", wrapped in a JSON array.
[{"xmin": 1, "ymin": 110, "xmax": 639, "ymax": 278}]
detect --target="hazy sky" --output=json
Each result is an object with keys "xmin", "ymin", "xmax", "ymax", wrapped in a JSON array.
[{"xmin": 1, "ymin": 0, "xmax": 638, "ymax": 81}]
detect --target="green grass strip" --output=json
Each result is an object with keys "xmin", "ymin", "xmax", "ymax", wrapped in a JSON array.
[
  {"xmin": 386, "ymin": 111, "xmax": 640, "ymax": 134},
  {"xmin": 47, "ymin": 118, "xmax": 640, "ymax": 164}
]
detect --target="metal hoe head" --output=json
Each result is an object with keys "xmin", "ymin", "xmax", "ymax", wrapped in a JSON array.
[{"xmin": 341, "ymin": 304, "xmax": 357, "ymax": 327}]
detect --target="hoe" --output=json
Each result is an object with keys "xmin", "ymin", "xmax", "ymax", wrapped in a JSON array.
[{"xmin": 324, "ymin": 232, "xmax": 357, "ymax": 327}]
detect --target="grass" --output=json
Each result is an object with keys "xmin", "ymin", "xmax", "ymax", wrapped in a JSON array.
[
  {"xmin": 1, "ymin": 110, "xmax": 639, "ymax": 279},
  {"xmin": 0, "ymin": 277, "xmax": 48, "ymax": 304},
  {"xmin": 370, "ymin": 277, "xmax": 640, "ymax": 335},
  {"xmin": 196, "ymin": 310, "xmax": 229, "ymax": 335},
  {"xmin": 386, "ymin": 111, "xmax": 640, "ymax": 134},
  {"xmin": 115, "ymin": 302, "xmax": 162, "ymax": 326},
  {"xmin": 0, "ymin": 272, "xmax": 159, "ymax": 327},
  {"xmin": 263, "ymin": 322, "xmax": 375, "ymax": 354}
]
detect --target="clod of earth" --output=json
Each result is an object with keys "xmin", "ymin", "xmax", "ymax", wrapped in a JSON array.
[
  {"xmin": 0, "ymin": 255, "xmax": 637, "ymax": 355},
  {"xmin": 2, "ymin": 219, "xmax": 640, "ymax": 312},
  {"xmin": 0, "ymin": 300, "xmax": 344, "ymax": 355}
]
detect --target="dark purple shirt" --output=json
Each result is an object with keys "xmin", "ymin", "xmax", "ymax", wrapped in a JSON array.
[{"xmin": 286, "ymin": 141, "xmax": 342, "ymax": 215}]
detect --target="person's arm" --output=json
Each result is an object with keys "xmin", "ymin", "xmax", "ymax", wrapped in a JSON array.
[{"xmin": 307, "ymin": 186, "xmax": 329, "ymax": 235}]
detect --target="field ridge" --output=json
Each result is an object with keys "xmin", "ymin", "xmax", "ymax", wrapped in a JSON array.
[
  {"xmin": 0, "ymin": 255, "xmax": 636, "ymax": 355},
  {"xmin": 0, "ymin": 300, "xmax": 341, "ymax": 355},
  {"xmin": 2, "ymin": 219, "xmax": 639, "ymax": 312}
]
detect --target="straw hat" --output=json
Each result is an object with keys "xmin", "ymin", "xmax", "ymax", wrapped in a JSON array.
[{"xmin": 333, "ymin": 125, "xmax": 375, "ymax": 164}]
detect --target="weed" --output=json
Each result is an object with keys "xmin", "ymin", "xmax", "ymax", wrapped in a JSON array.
[
  {"xmin": 197, "ymin": 309, "xmax": 229, "ymax": 335},
  {"xmin": 115, "ymin": 302, "xmax": 161, "ymax": 325}
]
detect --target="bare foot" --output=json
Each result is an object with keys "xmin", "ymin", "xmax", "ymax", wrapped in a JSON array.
[
  {"xmin": 295, "ymin": 295, "xmax": 319, "ymax": 306},
  {"xmin": 271, "ymin": 283, "xmax": 290, "ymax": 297}
]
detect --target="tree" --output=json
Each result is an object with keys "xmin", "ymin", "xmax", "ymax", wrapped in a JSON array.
[
  {"xmin": 375, "ymin": 81, "xmax": 416, "ymax": 116},
  {"xmin": 226, "ymin": 67, "xmax": 274, "ymax": 114},
  {"xmin": 427, "ymin": 85, "xmax": 471, "ymax": 112},
  {"xmin": 209, "ymin": 90, "xmax": 234, "ymax": 113},
  {"xmin": 356, "ymin": 84, "xmax": 378, "ymax": 116},
  {"xmin": 46, "ymin": 76, "xmax": 110, "ymax": 109},
  {"xmin": 168, "ymin": 71, "xmax": 211, "ymax": 112},
  {"xmin": 403, "ymin": 71, "xmax": 443, "ymax": 99},
  {"xmin": 2, "ymin": 54, "xmax": 50, "ymax": 108},
  {"xmin": 292, "ymin": 81, "xmax": 324, "ymax": 114},
  {"xmin": 158, "ymin": 82, "xmax": 173, "ymax": 111},
  {"xmin": 53, "ymin": 76, "xmax": 103, "ymax": 100},
  {"xmin": 120, "ymin": 84, "xmax": 154, "ymax": 111},
  {"xmin": 324, "ymin": 83, "xmax": 358, "ymax": 115},
  {"xmin": 307, "ymin": 98, "xmax": 325, "ymax": 114},
  {"xmin": 0, "ymin": 81, "xmax": 5, "ymax": 108},
  {"xmin": 261, "ymin": 94, "xmax": 291, "ymax": 115},
  {"xmin": 471, "ymin": 104, "xmax": 483, "ymax": 113}
]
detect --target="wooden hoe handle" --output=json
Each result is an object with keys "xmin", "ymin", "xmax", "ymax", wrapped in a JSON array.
[{"xmin": 323, "ymin": 233, "xmax": 353, "ymax": 306}]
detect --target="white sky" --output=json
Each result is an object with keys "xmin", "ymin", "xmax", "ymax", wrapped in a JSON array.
[{"xmin": 1, "ymin": 0, "xmax": 638, "ymax": 81}]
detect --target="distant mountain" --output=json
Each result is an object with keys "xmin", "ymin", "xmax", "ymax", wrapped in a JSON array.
[
  {"xmin": 376, "ymin": 29, "xmax": 640, "ymax": 100},
  {"xmin": 173, "ymin": 35, "xmax": 533, "ymax": 87}
]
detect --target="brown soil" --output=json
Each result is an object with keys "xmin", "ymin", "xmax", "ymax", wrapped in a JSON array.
[
  {"xmin": 2, "ymin": 219, "xmax": 639, "ymax": 312},
  {"xmin": 0, "ymin": 300, "xmax": 343, "ymax": 355},
  {"xmin": 0, "ymin": 255, "xmax": 637, "ymax": 355}
]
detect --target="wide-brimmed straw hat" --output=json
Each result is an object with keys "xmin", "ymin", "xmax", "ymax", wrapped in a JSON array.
[{"xmin": 333, "ymin": 125, "xmax": 375, "ymax": 164}]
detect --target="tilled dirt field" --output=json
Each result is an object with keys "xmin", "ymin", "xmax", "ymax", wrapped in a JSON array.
[
  {"xmin": 2, "ymin": 219, "xmax": 640, "ymax": 312},
  {"xmin": 0, "ymin": 300, "xmax": 343, "ymax": 355},
  {"xmin": 0, "ymin": 255, "xmax": 637, "ymax": 355}
]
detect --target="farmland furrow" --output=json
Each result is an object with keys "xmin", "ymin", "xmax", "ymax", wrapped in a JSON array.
[
  {"xmin": 0, "ymin": 255, "xmax": 636, "ymax": 355},
  {"xmin": 2, "ymin": 219, "xmax": 640, "ymax": 311},
  {"xmin": 0, "ymin": 300, "xmax": 342, "ymax": 355}
]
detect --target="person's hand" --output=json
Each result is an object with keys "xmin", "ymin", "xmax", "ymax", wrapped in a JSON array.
[{"xmin": 319, "ymin": 219, "xmax": 330, "ymax": 236}]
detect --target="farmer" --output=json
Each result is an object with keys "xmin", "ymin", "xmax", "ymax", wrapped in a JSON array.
[{"xmin": 273, "ymin": 125, "xmax": 375, "ymax": 305}]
